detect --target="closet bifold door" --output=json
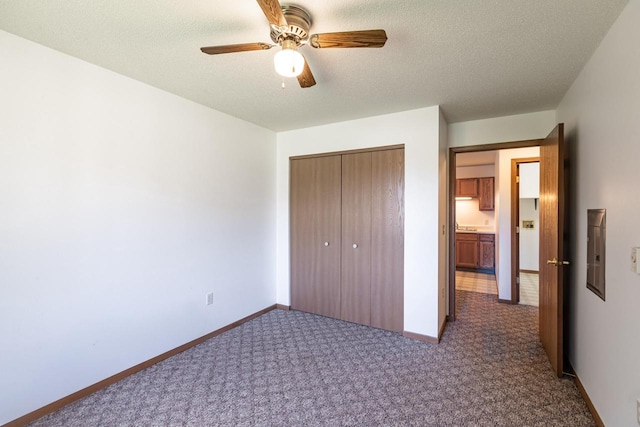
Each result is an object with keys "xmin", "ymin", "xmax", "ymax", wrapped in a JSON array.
[
  {"xmin": 290, "ymin": 156, "xmax": 342, "ymax": 319},
  {"xmin": 341, "ymin": 152, "xmax": 372, "ymax": 326},
  {"xmin": 371, "ymin": 149, "xmax": 405, "ymax": 332}
]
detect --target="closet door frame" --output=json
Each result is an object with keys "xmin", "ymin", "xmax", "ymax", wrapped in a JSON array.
[
  {"xmin": 290, "ymin": 144, "xmax": 405, "ymax": 329},
  {"xmin": 289, "ymin": 145, "xmax": 404, "ymax": 161}
]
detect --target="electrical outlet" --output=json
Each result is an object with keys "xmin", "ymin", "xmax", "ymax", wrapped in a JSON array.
[{"xmin": 206, "ymin": 293, "xmax": 214, "ymax": 306}]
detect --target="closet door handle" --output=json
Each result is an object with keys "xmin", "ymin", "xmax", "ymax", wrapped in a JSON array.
[
  {"xmin": 324, "ymin": 241, "xmax": 330, "ymax": 247},
  {"xmin": 352, "ymin": 243, "xmax": 358, "ymax": 249}
]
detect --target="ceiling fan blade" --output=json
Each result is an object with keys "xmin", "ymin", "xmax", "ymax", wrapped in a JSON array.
[
  {"xmin": 297, "ymin": 58, "xmax": 316, "ymax": 88},
  {"xmin": 310, "ymin": 30, "xmax": 388, "ymax": 49},
  {"xmin": 200, "ymin": 42, "xmax": 273, "ymax": 55},
  {"xmin": 256, "ymin": 0, "xmax": 288, "ymax": 28}
]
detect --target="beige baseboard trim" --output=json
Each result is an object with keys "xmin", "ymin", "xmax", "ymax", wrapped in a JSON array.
[
  {"xmin": 574, "ymin": 372, "xmax": 604, "ymax": 427},
  {"xmin": 4, "ymin": 304, "xmax": 278, "ymax": 427},
  {"xmin": 276, "ymin": 304, "xmax": 291, "ymax": 311},
  {"xmin": 403, "ymin": 330, "xmax": 439, "ymax": 344}
]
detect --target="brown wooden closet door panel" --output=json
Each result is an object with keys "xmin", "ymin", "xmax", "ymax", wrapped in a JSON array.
[
  {"xmin": 370, "ymin": 149, "xmax": 404, "ymax": 332},
  {"xmin": 341, "ymin": 152, "xmax": 372, "ymax": 326},
  {"xmin": 290, "ymin": 156, "xmax": 342, "ymax": 319}
]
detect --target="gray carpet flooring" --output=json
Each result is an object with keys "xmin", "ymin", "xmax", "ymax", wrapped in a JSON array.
[{"xmin": 29, "ymin": 291, "xmax": 594, "ymax": 426}]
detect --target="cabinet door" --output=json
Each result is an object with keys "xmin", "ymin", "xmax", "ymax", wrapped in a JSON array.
[
  {"xmin": 456, "ymin": 178, "xmax": 478, "ymax": 197},
  {"xmin": 371, "ymin": 149, "xmax": 404, "ymax": 332},
  {"xmin": 479, "ymin": 177, "xmax": 495, "ymax": 210},
  {"xmin": 456, "ymin": 234, "xmax": 479, "ymax": 268},
  {"xmin": 479, "ymin": 241, "xmax": 495, "ymax": 270},
  {"xmin": 290, "ymin": 156, "xmax": 342, "ymax": 319},
  {"xmin": 479, "ymin": 234, "xmax": 495, "ymax": 270},
  {"xmin": 341, "ymin": 153, "xmax": 372, "ymax": 326}
]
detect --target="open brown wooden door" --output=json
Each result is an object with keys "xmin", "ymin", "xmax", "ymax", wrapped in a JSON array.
[{"xmin": 539, "ymin": 124, "xmax": 569, "ymax": 377}]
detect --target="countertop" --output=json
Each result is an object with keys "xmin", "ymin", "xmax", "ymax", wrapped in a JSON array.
[{"xmin": 455, "ymin": 226, "xmax": 495, "ymax": 234}]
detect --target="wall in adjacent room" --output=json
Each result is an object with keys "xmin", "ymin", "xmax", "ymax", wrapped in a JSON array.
[
  {"xmin": 519, "ymin": 162, "xmax": 540, "ymax": 198},
  {"xmin": 0, "ymin": 31, "xmax": 277, "ymax": 425},
  {"xmin": 276, "ymin": 106, "xmax": 445, "ymax": 339},
  {"xmin": 519, "ymin": 198, "xmax": 539, "ymax": 271},
  {"xmin": 456, "ymin": 164, "xmax": 495, "ymax": 179},
  {"xmin": 556, "ymin": 0, "xmax": 640, "ymax": 424},
  {"xmin": 518, "ymin": 162, "xmax": 540, "ymax": 271},
  {"xmin": 455, "ymin": 164, "xmax": 496, "ymax": 229}
]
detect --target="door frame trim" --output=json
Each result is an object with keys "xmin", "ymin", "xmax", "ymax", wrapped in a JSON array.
[
  {"xmin": 448, "ymin": 139, "xmax": 543, "ymax": 320},
  {"xmin": 510, "ymin": 157, "xmax": 540, "ymax": 304},
  {"xmin": 290, "ymin": 144, "xmax": 404, "ymax": 160}
]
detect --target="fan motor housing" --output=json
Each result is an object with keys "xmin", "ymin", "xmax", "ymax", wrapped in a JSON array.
[{"xmin": 270, "ymin": 5, "xmax": 312, "ymax": 45}]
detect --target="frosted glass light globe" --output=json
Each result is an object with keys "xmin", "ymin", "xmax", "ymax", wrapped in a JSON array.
[{"xmin": 274, "ymin": 41, "xmax": 305, "ymax": 77}]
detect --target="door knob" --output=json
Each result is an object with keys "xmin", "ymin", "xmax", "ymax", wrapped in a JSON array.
[
  {"xmin": 324, "ymin": 241, "xmax": 329, "ymax": 247},
  {"xmin": 352, "ymin": 243, "xmax": 358, "ymax": 249},
  {"xmin": 547, "ymin": 257, "xmax": 570, "ymax": 266}
]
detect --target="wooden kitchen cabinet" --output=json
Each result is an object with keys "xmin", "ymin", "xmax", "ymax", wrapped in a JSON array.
[
  {"xmin": 456, "ymin": 177, "xmax": 494, "ymax": 211},
  {"xmin": 456, "ymin": 178, "xmax": 478, "ymax": 197},
  {"xmin": 456, "ymin": 232, "xmax": 495, "ymax": 272},
  {"xmin": 478, "ymin": 177, "xmax": 494, "ymax": 211},
  {"xmin": 455, "ymin": 233, "xmax": 479, "ymax": 268},
  {"xmin": 478, "ymin": 234, "xmax": 495, "ymax": 270}
]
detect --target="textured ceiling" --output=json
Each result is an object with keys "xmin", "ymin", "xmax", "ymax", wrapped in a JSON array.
[{"xmin": 0, "ymin": 0, "xmax": 629, "ymax": 131}]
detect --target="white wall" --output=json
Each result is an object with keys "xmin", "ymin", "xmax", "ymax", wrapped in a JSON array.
[
  {"xmin": 455, "ymin": 165, "xmax": 496, "ymax": 229},
  {"xmin": 276, "ymin": 107, "xmax": 445, "ymax": 338},
  {"xmin": 456, "ymin": 164, "xmax": 495, "ymax": 179},
  {"xmin": 519, "ymin": 162, "xmax": 540, "ymax": 198},
  {"xmin": 518, "ymin": 160, "xmax": 540, "ymax": 272},
  {"xmin": 455, "ymin": 199, "xmax": 495, "ymax": 229},
  {"xmin": 0, "ymin": 31, "xmax": 277, "ymax": 425},
  {"xmin": 556, "ymin": 0, "xmax": 640, "ymax": 424},
  {"xmin": 519, "ymin": 199, "xmax": 539, "ymax": 271},
  {"xmin": 449, "ymin": 110, "xmax": 556, "ymax": 147}
]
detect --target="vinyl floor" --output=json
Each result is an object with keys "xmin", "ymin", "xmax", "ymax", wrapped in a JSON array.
[
  {"xmin": 455, "ymin": 270, "xmax": 497, "ymax": 295},
  {"xmin": 455, "ymin": 270, "xmax": 540, "ymax": 307},
  {"xmin": 519, "ymin": 272, "xmax": 540, "ymax": 307}
]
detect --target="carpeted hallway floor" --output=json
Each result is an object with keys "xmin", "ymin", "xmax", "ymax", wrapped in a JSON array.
[{"xmin": 29, "ymin": 291, "xmax": 594, "ymax": 426}]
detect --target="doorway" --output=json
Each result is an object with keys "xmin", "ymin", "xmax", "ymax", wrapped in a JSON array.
[
  {"xmin": 448, "ymin": 125, "xmax": 568, "ymax": 377},
  {"xmin": 453, "ymin": 151, "xmax": 499, "ymax": 297},
  {"xmin": 511, "ymin": 158, "xmax": 540, "ymax": 307},
  {"xmin": 449, "ymin": 139, "xmax": 541, "ymax": 318}
]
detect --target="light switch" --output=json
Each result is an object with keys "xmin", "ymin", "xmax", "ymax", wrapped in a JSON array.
[{"xmin": 632, "ymin": 247, "xmax": 640, "ymax": 274}]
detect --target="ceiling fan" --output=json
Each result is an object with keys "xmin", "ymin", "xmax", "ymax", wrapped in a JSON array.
[{"xmin": 200, "ymin": 0, "xmax": 388, "ymax": 88}]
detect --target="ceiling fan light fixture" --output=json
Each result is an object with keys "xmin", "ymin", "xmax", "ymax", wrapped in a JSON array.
[{"xmin": 274, "ymin": 39, "xmax": 304, "ymax": 77}]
